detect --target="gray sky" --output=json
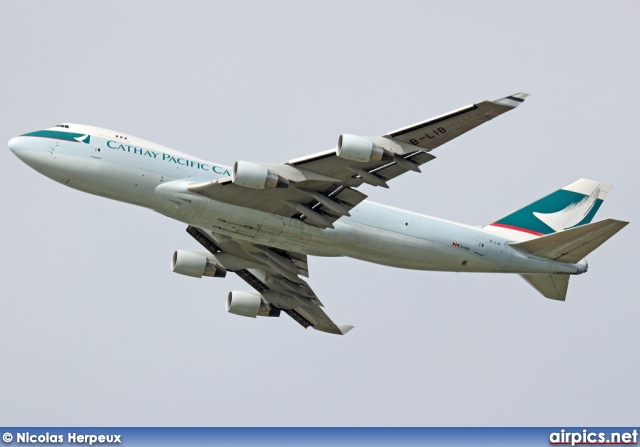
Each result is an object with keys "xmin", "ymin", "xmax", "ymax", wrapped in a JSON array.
[{"xmin": 1, "ymin": 1, "xmax": 638, "ymax": 426}]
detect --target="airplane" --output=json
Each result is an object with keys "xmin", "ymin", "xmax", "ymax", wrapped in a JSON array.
[{"xmin": 8, "ymin": 92, "xmax": 628, "ymax": 335}]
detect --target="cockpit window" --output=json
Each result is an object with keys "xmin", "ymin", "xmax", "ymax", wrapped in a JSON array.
[{"xmin": 55, "ymin": 124, "xmax": 70, "ymax": 129}]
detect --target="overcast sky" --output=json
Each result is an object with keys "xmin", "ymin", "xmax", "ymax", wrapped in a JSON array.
[{"xmin": 1, "ymin": 1, "xmax": 638, "ymax": 426}]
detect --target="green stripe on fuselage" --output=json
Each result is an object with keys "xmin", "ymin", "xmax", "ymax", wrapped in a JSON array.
[
  {"xmin": 22, "ymin": 130, "xmax": 90, "ymax": 144},
  {"xmin": 495, "ymin": 189, "xmax": 603, "ymax": 235}
]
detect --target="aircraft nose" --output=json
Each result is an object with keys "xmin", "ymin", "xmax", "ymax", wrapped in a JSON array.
[
  {"xmin": 9, "ymin": 136, "xmax": 47, "ymax": 170},
  {"xmin": 8, "ymin": 136, "xmax": 22, "ymax": 154}
]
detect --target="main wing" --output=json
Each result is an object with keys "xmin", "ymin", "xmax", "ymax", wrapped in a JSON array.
[
  {"xmin": 189, "ymin": 93, "xmax": 529, "ymax": 229},
  {"xmin": 186, "ymin": 226, "xmax": 353, "ymax": 335}
]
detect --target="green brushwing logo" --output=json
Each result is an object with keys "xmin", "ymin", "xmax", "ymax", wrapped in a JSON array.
[
  {"xmin": 74, "ymin": 134, "xmax": 91, "ymax": 144},
  {"xmin": 532, "ymin": 187, "xmax": 601, "ymax": 232},
  {"xmin": 495, "ymin": 189, "xmax": 604, "ymax": 235}
]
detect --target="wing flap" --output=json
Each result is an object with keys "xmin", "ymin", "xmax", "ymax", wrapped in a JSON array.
[{"xmin": 372, "ymin": 151, "xmax": 436, "ymax": 181}]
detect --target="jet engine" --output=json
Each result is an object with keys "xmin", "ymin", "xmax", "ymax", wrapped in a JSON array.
[
  {"xmin": 226, "ymin": 290, "xmax": 281, "ymax": 318},
  {"xmin": 171, "ymin": 250, "xmax": 227, "ymax": 278},
  {"xmin": 232, "ymin": 161, "xmax": 289, "ymax": 189},
  {"xmin": 337, "ymin": 134, "xmax": 392, "ymax": 163}
]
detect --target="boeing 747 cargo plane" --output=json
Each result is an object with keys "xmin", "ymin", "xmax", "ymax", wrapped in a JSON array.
[{"xmin": 8, "ymin": 93, "xmax": 628, "ymax": 335}]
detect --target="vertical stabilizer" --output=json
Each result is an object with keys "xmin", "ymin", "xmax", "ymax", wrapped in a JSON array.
[{"xmin": 486, "ymin": 179, "xmax": 612, "ymax": 236}]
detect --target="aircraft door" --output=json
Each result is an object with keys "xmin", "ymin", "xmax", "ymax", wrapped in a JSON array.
[
  {"xmin": 474, "ymin": 235, "xmax": 486, "ymax": 257},
  {"xmin": 91, "ymin": 143, "xmax": 102, "ymax": 159}
]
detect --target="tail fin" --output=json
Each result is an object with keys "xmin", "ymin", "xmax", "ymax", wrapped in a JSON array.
[{"xmin": 486, "ymin": 179, "xmax": 612, "ymax": 236}]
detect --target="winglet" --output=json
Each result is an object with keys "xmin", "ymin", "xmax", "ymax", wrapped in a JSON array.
[
  {"xmin": 310, "ymin": 324, "xmax": 355, "ymax": 335},
  {"xmin": 493, "ymin": 92, "xmax": 530, "ymax": 108},
  {"xmin": 338, "ymin": 325, "xmax": 355, "ymax": 335}
]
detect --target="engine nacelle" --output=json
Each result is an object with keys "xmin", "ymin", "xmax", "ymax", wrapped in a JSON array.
[
  {"xmin": 337, "ymin": 134, "xmax": 391, "ymax": 163},
  {"xmin": 171, "ymin": 250, "xmax": 227, "ymax": 278},
  {"xmin": 226, "ymin": 290, "xmax": 281, "ymax": 318},
  {"xmin": 232, "ymin": 161, "xmax": 289, "ymax": 189}
]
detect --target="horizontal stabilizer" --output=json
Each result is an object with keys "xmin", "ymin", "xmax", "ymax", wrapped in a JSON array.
[
  {"xmin": 509, "ymin": 219, "xmax": 628, "ymax": 263},
  {"xmin": 520, "ymin": 274, "xmax": 570, "ymax": 301}
]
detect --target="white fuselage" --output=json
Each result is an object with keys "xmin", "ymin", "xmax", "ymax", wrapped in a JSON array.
[{"xmin": 8, "ymin": 124, "xmax": 586, "ymax": 276}]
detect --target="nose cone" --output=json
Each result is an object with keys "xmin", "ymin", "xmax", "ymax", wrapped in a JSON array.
[
  {"xmin": 8, "ymin": 136, "xmax": 22, "ymax": 154},
  {"xmin": 9, "ymin": 136, "xmax": 47, "ymax": 171}
]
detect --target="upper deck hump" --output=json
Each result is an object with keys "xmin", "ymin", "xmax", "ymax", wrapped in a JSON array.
[{"xmin": 50, "ymin": 123, "xmax": 213, "ymax": 164}]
